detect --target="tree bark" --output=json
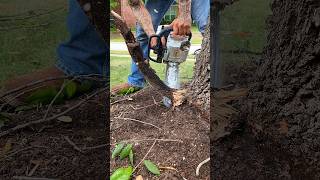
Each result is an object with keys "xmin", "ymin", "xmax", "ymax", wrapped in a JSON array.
[
  {"xmin": 187, "ymin": 23, "xmax": 210, "ymax": 111},
  {"xmin": 211, "ymin": 0, "xmax": 320, "ymax": 179},
  {"xmin": 247, "ymin": 0, "xmax": 320, "ymax": 175}
]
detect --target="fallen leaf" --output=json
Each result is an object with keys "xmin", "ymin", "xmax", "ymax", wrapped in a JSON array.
[
  {"xmin": 57, "ymin": 116, "xmax": 73, "ymax": 123},
  {"xmin": 0, "ymin": 139, "xmax": 12, "ymax": 158},
  {"xmin": 112, "ymin": 143, "xmax": 125, "ymax": 159},
  {"xmin": 110, "ymin": 166, "xmax": 133, "ymax": 180},
  {"xmin": 279, "ymin": 120, "xmax": 288, "ymax": 135},
  {"xmin": 119, "ymin": 144, "xmax": 133, "ymax": 160},
  {"xmin": 129, "ymin": 149, "xmax": 134, "ymax": 165},
  {"xmin": 144, "ymin": 160, "xmax": 160, "ymax": 175},
  {"xmin": 64, "ymin": 81, "xmax": 78, "ymax": 99}
]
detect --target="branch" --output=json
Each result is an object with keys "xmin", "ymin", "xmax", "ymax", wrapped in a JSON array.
[{"xmin": 110, "ymin": 10, "xmax": 172, "ymax": 98}]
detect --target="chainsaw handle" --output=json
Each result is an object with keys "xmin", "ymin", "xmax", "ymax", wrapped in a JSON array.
[
  {"xmin": 160, "ymin": 27, "xmax": 193, "ymax": 41},
  {"xmin": 147, "ymin": 27, "xmax": 192, "ymax": 63},
  {"xmin": 148, "ymin": 34, "xmax": 163, "ymax": 63}
]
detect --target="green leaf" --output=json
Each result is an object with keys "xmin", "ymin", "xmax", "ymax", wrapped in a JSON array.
[
  {"xmin": 119, "ymin": 144, "xmax": 133, "ymax": 160},
  {"xmin": 78, "ymin": 80, "xmax": 93, "ymax": 93},
  {"xmin": 26, "ymin": 87, "xmax": 64, "ymax": 105},
  {"xmin": 112, "ymin": 143, "xmax": 125, "ymax": 159},
  {"xmin": 117, "ymin": 87, "xmax": 141, "ymax": 96},
  {"xmin": 129, "ymin": 149, "xmax": 134, "ymax": 166},
  {"xmin": 110, "ymin": 0, "xmax": 119, "ymax": 9},
  {"xmin": 110, "ymin": 166, "xmax": 133, "ymax": 180},
  {"xmin": 64, "ymin": 81, "xmax": 77, "ymax": 99},
  {"xmin": 144, "ymin": 160, "xmax": 160, "ymax": 175}
]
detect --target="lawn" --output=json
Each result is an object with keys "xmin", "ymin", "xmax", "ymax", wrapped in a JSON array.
[
  {"xmin": 110, "ymin": 55, "xmax": 195, "ymax": 88},
  {"xmin": 0, "ymin": 0, "xmax": 271, "ymax": 88},
  {"xmin": 0, "ymin": 0, "xmax": 68, "ymax": 85}
]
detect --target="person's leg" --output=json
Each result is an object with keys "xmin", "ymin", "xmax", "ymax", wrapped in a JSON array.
[
  {"xmin": 191, "ymin": 0, "xmax": 210, "ymax": 35},
  {"xmin": 127, "ymin": 0, "xmax": 175, "ymax": 88},
  {"xmin": 2, "ymin": 0, "xmax": 108, "ymax": 105},
  {"xmin": 56, "ymin": 0, "xmax": 108, "ymax": 77}
]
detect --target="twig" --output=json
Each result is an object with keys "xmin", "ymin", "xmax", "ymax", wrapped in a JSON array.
[
  {"xmin": 133, "ymin": 139, "xmax": 157, "ymax": 172},
  {"xmin": 0, "ymin": 84, "xmax": 45, "ymax": 111},
  {"xmin": 82, "ymin": 144, "xmax": 108, "ymax": 150},
  {"xmin": 0, "ymin": 146, "xmax": 47, "ymax": 161},
  {"xmin": 42, "ymin": 80, "xmax": 68, "ymax": 121},
  {"xmin": 12, "ymin": 176, "xmax": 60, "ymax": 180},
  {"xmin": 159, "ymin": 166, "xmax": 188, "ymax": 180},
  {"xmin": 27, "ymin": 162, "xmax": 40, "ymax": 177},
  {"xmin": 196, "ymin": 157, "xmax": 210, "ymax": 176},
  {"xmin": 129, "ymin": 101, "xmax": 159, "ymax": 110},
  {"xmin": 110, "ymin": 97, "xmax": 132, "ymax": 105},
  {"xmin": 42, "ymin": 78, "xmax": 77, "ymax": 121},
  {"xmin": 0, "ymin": 74, "xmax": 105, "ymax": 99},
  {"xmin": 64, "ymin": 136, "xmax": 84, "ymax": 153},
  {"xmin": 152, "ymin": 96, "xmax": 158, "ymax": 105},
  {"xmin": 111, "ymin": 138, "xmax": 183, "ymax": 146},
  {"xmin": 114, "ymin": 116, "xmax": 162, "ymax": 130},
  {"xmin": 0, "ymin": 87, "xmax": 107, "ymax": 138}
]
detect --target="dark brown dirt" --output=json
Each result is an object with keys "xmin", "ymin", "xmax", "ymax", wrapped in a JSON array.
[
  {"xmin": 110, "ymin": 87, "xmax": 210, "ymax": 180},
  {"xmin": 0, "ymin": 90, "xmax": 108, "ymax": 180}
]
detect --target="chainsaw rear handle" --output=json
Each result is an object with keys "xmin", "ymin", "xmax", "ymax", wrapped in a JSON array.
[{"xmin": 147, "ymin": 27, "xmax": 192, "ymax": 63}]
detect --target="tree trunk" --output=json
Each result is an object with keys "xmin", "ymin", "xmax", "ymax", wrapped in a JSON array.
[
  {"xmin": 212, "ymin": 0, "xmax": 320, "ymax": 179},
  {"xmin": 187, "ymin": 24, "xmax": 210, "ymax": 111}
]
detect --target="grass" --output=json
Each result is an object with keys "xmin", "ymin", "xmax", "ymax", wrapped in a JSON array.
[
  {"xmin": 110, "ymin": 55, "xmax": 195, "ymax": 88},
  {"xmin": 0, "ymin": 0, "xmax": 271, "ymax": 88},
  {"xmin": 0, "ymin": 0, "xmax": 68, "ymax": 85}
]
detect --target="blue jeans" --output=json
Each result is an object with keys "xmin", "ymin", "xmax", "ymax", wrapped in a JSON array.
[
  {"xmin": 56, "ymin": 0, "xmax": 108, "ymax": 77},
  {"xmin": 128, "ymin": 0, "xmax": 210, "ymax": 87}
]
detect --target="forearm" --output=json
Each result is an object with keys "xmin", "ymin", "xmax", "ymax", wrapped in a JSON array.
[
  {"xmin": 128, "ymin": 0, "xmax": 155, "ymax": 37},
  {"xmin": 177, "ymin": 0, "xmax": 192, "ymax": 21}
]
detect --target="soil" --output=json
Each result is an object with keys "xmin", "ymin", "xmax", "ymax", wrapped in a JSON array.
[
  {"xmin": 0, "ymin": 91, "xmax": 109, "ymax": 180},
  {"xmin": 110, "ymin": 87, "xmax": 210, "ymax": 180}
]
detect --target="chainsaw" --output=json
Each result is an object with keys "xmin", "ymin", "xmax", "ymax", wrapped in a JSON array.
[{"xmin": 147, "ymin": 27, "xmax": 192, "ymax": 90}]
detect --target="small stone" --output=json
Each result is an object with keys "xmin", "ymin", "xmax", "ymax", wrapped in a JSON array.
[{"xmin": 83, "ymin": 3, "xmax": 91, "ymax": 12}]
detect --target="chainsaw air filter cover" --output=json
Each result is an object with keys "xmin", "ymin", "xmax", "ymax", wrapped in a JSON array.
[{"xmin": 163, "ymin": 34, "xmax": 190, "ymax": 64}]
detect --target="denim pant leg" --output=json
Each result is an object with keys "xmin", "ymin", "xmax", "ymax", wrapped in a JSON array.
[
  {"xmin": 127, "ymin": 0, "xmax": 175, "ymax": 88},
  {"xmin": 56, "ymin": 0, "xmax": 108, "ymax": 77},
  {"xmin": 191, "ymin": 0, "xmax": 210, "ymax": 34}
]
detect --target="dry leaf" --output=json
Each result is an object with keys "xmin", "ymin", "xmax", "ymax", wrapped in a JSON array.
[
  {"xmin": 279, "ymin": 120, "xmax": 288, "ymax": 135},
  {"xmin": 135, "ymin": 175, "xmax": 143, "ymax": 180},
  {"xmin": 0, "ymin": 139, "xmax": 12, "ymax": 158},
  {"xmin": 57, "ymin": 116, "xmax": 73, "ymax": 123}
]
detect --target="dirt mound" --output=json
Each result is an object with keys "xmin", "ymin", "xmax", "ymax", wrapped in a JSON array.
[
  {"xmin": 110, "ymin": 87, "xmax": 210, "ymax": 179},
  {"xmin": 0, "ymin": 91, "xmax": 108, "ymax": 179}
]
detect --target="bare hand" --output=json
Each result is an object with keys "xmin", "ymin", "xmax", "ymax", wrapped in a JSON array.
[
  {"xmin": 170, "ymin": 17, "xmax": 191, "ymax": 36},
  {"xmin": 150, "ymin": 36, "xmax": 166, "ymax": 49}
]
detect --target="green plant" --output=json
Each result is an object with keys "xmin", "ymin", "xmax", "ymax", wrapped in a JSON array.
[
  {"xmin": 111, "ymin": 142, "xmax": 161, "ymax": 179},
  {"xmin": 110, "ymin": 0, "xmax": 119, "ymax": 10}
]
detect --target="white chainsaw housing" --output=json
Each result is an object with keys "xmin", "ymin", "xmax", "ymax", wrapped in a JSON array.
[{"xmin": 163, "ymin": 34, "xmax": 190, "ymax": 89}]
